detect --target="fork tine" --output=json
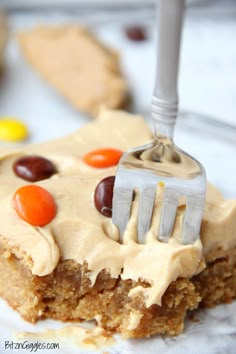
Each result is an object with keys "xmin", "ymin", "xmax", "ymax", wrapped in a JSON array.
[
  {"xmin": 158, "ymin": 187, "xmax": 180, "ymax": 243},
  {"xmin": 181, "ymin": 193, "xmax": 205, "ymax": 244},
  {"xmin": 138, "ymin": 186, "xmax": 156, "ymax": 243},
  {"xmin": 112, "ymin": 186, "xmax": 133, "ymax": 242}
]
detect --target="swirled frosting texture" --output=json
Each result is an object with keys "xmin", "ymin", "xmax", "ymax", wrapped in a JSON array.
[{"xmin": 0, "ymin": 109, "xmax": 235, "ymax": 306}]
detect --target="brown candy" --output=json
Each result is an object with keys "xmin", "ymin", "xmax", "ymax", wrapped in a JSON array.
[
  {"xmin": 13, "ymin": 155, "xmax": 56, "ymax": 182},
  {"xmin": 94, "ymin": 176, "xmax": 115, "ymax": 217},
  {"xmin": 125, "ymin": 26, "xmax": 147, "ymax": 41}
]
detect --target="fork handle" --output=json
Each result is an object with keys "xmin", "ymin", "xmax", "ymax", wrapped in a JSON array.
[{"xmin": 152, "ymin": 0, "xmax": 185, "ymax": 139}]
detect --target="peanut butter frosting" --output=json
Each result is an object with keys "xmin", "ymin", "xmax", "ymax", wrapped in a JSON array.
[{"xmin": 0, "ymin": 109, "xmax": 235, "ymax": 307}]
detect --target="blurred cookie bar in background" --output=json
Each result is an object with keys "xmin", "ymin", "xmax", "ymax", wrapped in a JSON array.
[{"xmin": 17, "ymin": 25, "xmax": 129, "ymax": 117}]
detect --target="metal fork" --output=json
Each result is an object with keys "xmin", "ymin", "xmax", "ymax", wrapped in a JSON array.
[{"xmin": 112, "ymin": 0, "xmax": 206, "ymax": 245}]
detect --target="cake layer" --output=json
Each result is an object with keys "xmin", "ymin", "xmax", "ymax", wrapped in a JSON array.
[
  {"xmin": 0, "ymin": 239, "xmax": 200, "ymax": 337},
  {"xmin": 1, "ymin": 238, "xmax": 235, "ymax": 338}
]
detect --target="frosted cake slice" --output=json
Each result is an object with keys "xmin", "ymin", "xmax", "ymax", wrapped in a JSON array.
[{"xmin": 0, "ymin": 109, "xmax": 235, "ymax": 338}]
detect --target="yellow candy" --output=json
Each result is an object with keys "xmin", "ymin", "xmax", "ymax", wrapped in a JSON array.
[{"xmin": 0, "ymin": 118, "xmax": 28, "ymax": 142}]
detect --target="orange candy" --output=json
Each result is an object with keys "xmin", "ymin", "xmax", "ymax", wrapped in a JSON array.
[
  {"xmin": 83, "ymin": 148, "xmax": 123, "ymax": 168},
  {"xmin": 12, "ymin": 185, "xmax": 57, "ymax": 226}
]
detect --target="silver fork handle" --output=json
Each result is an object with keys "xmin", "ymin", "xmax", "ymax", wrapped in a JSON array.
[{"xmin": 152, "ymin": 0, "xmax": 185, "ymax": 140}]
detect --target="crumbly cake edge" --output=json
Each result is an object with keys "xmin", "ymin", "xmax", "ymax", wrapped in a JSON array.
[{"xmin": 0, "ymin": 237, "xmax": 235, "ymax": 339}]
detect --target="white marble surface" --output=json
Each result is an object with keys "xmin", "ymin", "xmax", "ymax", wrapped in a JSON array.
[
  {"xmin": 0, "ymin": 299, "xmax": 236, "ymax": 354},
  {"xmin": 0, "ymin": 4, "xmax": 235, "ymax": 354}
]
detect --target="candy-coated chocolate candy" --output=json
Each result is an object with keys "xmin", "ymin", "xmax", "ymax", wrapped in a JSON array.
[
  {"xmin": 125, "ymin": 26, "xmax": 147, "ymax": 41},
  {"xmin": 83, "ymin": 148, "xmax": 123, "ymax": 168},
  {"xmin": 0, "ymin": 118, "xmax": 28, "ymax": 142},
  {"xmin": 13, "ymin": 155, "xmax": 56, "ymax": 182},
  {"xmin": 12, "ymin": 185, "xmax": 57, "ymax": 226},
  {"xmin": 94, "ymin": 176, "xmax": 115, "ymax": 217}
]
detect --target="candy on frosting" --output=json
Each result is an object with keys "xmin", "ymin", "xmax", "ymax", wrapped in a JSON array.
[
  {"xmin": 13, "ymin": 155, "xmax": 56, "ymax": 182},
  {"xmin": 0, "ymin": 109, "xmax": 235, "ymax": 306},
  {"xmin": 94, "ymin": 176, "xmax": 115, "ymax": 217},
  {"xmin": 83, "ymin": 148, "xmax": 123, "ymax": 168},
  {"xmin": 12, "ymin": 185, "xmax": 57, "ymax": 226},
  {"xmin": 0, "ymin": 118, "xmax": 28, "ymax": 142}
]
